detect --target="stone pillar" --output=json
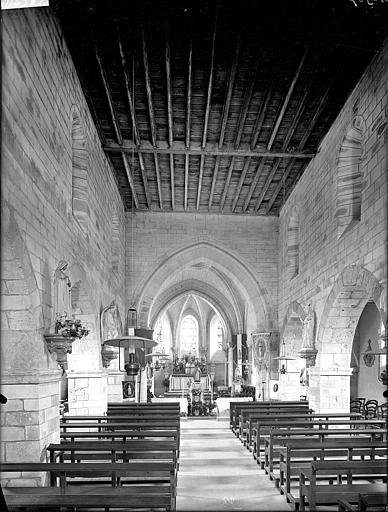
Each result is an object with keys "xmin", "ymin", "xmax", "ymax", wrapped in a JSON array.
[
  {"xmin": 0, "ymin": 370, "xmax": 61, "ymax": 484},
  {"xmin": 139, "ymin": 368, "xmax": 148, "ymax": 402},
  {"xmin": 106, "ymin": 370, "xmax": 125, "ymax": 402},
  {"xmin": 309, "ymin": 366, "xmax": 352, "ymax": 413},
  {"xmin": 228, "ymin": 345, "xmax": 233, "ymax": 388},
  {"xmin": 67, "ymin": 371, "xmax": 107, "ymax": 415}
]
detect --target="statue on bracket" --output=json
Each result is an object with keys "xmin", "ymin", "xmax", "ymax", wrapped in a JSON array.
[
  {"xmin": 53, "ymin": 260, "xmax": 72, "ymax": 320},
  {"xmin": 299, "ymin": 304, "xmax": 317, "ymax": 367},
  {"xmin": 100, "ymin": 300, "xmax": 122, "ymax": 368}
]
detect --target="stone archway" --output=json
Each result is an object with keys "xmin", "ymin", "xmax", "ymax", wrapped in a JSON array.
[
  {"xmin": 1, "ymin": 204, "xmax": 60, "ymax": 467},
  {"xmin": 133, "ymin": 241, "xmax": 273, "ymax": 333},
  {"xmin": 312, "ymin": 264, "xmax": 383, "ymax": 411}
]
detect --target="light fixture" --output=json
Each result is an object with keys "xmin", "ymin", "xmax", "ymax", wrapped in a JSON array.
[
  {"xmin": 146, "ymin": 352, "xmax": 171, "ymax": 371},
  {"xmin": 273, "ymin": 338, "xmax": 295, "ymax": 374},
  {"xmin": 103, "ymin": 308, "xmax": 156, "ymax": 377}
]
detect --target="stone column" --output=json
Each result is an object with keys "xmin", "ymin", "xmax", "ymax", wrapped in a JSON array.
[
  {"xmin": 0, "ymin": 370, "xmax": 61, "ymax": 484},
  {"xmin": 228, "ymin": 344, "xmax": 233, "ymax": 388},
  {"xmin": 67, "ymin": 370, "xmax": 107, "ymax": 415}
]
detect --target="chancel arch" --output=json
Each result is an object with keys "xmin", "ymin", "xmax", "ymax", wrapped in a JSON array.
[{"xmin": 134, "ymin": 241, "xmax": 273, "ymax": 333}]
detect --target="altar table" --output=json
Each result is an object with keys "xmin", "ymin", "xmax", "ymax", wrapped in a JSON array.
[{"xmin": 152, "ymin": 397, "xmax": 188, "ymax": 416}]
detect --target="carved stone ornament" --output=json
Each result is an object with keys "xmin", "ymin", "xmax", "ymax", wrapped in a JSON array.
[
  {"xmin": 44, "ymin": 333, "xmax": 76, "ymax": 372},
  {"xmin": 101, "ymin": 344, "xmax": 118, "ymax": 368}
]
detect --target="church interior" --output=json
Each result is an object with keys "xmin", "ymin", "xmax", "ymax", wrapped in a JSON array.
[{"xmin": 1, "ymin": 0, "xmax": 387, "ymax": 510}]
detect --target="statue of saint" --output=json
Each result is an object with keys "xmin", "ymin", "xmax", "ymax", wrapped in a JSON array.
[
  {"xmin": 101, "ymin": 300, "xmax": 122, "ymax": 340},
  {"xmin": 53, "ymin": 260, "xmax": 72, "ymax": 319},
  {"xmin": 302, "ymin": 304, "xmax": 315, "ymax": 349}
]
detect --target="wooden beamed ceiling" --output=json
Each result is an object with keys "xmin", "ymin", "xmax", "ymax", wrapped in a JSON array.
[{"xmin": 54, "ymin": 0, "xmax": 388, "ymax": 215}]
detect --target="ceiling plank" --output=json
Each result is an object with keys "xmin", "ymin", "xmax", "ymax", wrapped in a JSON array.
[
  {"xmin": 209, "ymin": 156, "xmax": 220, "ymax": 209},
  {"xmin": 219, "ymin": 32, "xmax": 242, "ymax": 148},
  {"xmin": 121, "ymin": 153, "xmax": 139, "ymax": 209},
  {"xmin": 141, "ymin": 25, "xmax": 157, "ymax": 147},
  {"xmin": 231, "ymin": 157, "xmax": 251, "ymax": 212},
  {"xmin": 196, "ymin": 154, "xmax": 205, "ymax": 210},
  {"xmin": 267, "ymin": 48, "xmax": 308, "ymax": 150},
  {"xmin": 92, "ymin": 32, "xmax": 123, "ymax": 145},
  {"xmin": 202, "ymin": 9, "xmax": 218, "ymax": 148},
  {"xmin": 153, "ymin": 153, "xmax": 163, "ymax": 210},
  {"xmin": 220, "ymin": 156, "xmax": 235, "ymax": 211},
  {"xmin": 164, "ymin": 18, "xmax": 174, "ymax": 148},
  {"xmin": 104, "ymin": 140, "xmax": 314, "ymax": 159},
  {"xmin": 254, "ymin": 158, "xmax": 281, "ymax": 212},
  {"xmin": 186, "ymin": 36, "xmax": 193, "ymax": 149},
  {"xmin": 117, "ymin": 29, "xmax": 140, "ymax": 147},
  {"xmin": 266, "ymin": 158, "xmax": 295, "ymax": 213},
  {"xmin": 250, "ymin": 87, "xmax": 273, "ymax": 150},
  {"xmin": 138, "ymin": 153, "xmax": 151, "ymax": 208},
  {"xmin": 243, "ymin": 158, "xmax": 266, "ymax": 212},
  {"xmin": 235, "ymin": 61, "xmax": 259, "ymax": 148},
  {"xmin": 263, "ymin": 81, "xmax": 333, "ymax": 213},
  {"xmin": 170, "ymin": 154, "xmax": 175, "ymax": 210},
  {"xmin": 184, "ymin": 154, "xmax": 189, "ymax": 210}
]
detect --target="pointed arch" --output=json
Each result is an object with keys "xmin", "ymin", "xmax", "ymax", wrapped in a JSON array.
[
  {"xmin": 336, "ymin": 117, "xmax": 364, "ymax": 239},
  {"xmin": 71, "ymin": 106, "xmax": 89, "ymax": 232},
  {"xmin": 287, "ymin": 207, "xmax": 300, "ymax": 279}
]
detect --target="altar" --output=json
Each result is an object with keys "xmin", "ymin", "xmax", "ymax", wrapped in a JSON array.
[
  {"xmin": 152, "ymin": 396, "xmax": 188, "ymax": 416},
  {"xmin": 169, "ymin": 374, "xmax": 211, "ymax": 391}
]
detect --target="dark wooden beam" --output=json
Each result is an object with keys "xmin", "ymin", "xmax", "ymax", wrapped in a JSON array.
[
  {"xmin": 184, "ymin": 154, "xmax": 189, "ymax": 210},
  {"xmin": 235, "ymin": 61, "xmax": 258, "ymax": 149},
  {"xmin": 92, "ymin": 32, "xmax": 122, "ymax": 145},
  {"xmin": 153, "ymin": 153, "xmax": 163, "ymax": 210},
  {"xmin": 243, "ymin": 158, "xmax": 266, "ymax": 212},
  {"xmin": 220, "ymin": 156, "xmax": 235, "ymax": 211},
  {"xmin": 202, "ymin": 9, "xmax": 218, "ymax": 148},
  {"xmin": 250, "ymin": 88, "xmax": 273, "ymax": 150},
  {"xmin": 299, "ymin": 80, "xmax": 333, "ymax": 148},
  {"xmin": 196, "ymin": 154, "xmax": 205, "ymax": 210},
  {"xmin": 164, "ymin": 18, "xmax": 174, "ymax": 148},
  {"xmin": 121, "ymin": 153, "xmax": 139, "ymax": 209},
  {"xmin": 267, "ymin": 48, "xmax": 308, "ymax": 150},
  {"xmin": 266, "ymin": 158, "xmax": 295, "ymax": 213},
  {"xmin": 254, "ymin": 158, "xmax": 281, "ymax": 212},
  {"xmin": 208, "ymin": 156, "xmax": 220, "ymax": 209},
  {"xmin": 141, "ymin": 25, "xmax": 157, "ymax": 147},
  {"xmin": 117, "ymin": 29, "xmax": 140, "ymax": 146},
  {"xmin": 219, "ymin": 32, "xmax": 242, "ymax": 148},
  {"xmin": 231, "ymin": 157, "xmax": 251, "ymax": 212},
  {"xmin": 138, "ymin": 153, "xmax": 151, "ymax": 208},
  {"xmin": 186, "ymin": 36, "xmax": 193, "ymax": 149},
  {"xmin": 104, "ymin": 141, "xmax": 314, "ymax": 159},
  {"xmin": 170, "ymin": 154, "xmax": 175, "ymax": 210}
]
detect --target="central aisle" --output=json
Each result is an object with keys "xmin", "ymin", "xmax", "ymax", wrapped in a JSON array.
[{"xmin": 176, "ymin": 418, "xmax": 292, "ymax": 511}]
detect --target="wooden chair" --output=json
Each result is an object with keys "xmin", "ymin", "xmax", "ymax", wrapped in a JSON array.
[
  {"xmin": 350, "ymin": 399, "xmax": 365, "ymax": 415},
  {"xmin": 364, "ymin": 400, "xmax": 379, "ymax": 419},
  {"xmin": 379, "ymin": 403, "xmax": 387, "ymax": 419}
]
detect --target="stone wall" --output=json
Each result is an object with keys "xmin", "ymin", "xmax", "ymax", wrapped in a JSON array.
[
  {"xmin": 1, "ymin": 6, "xmax": 126, "ymax": 467},
  {"xmin": 277, "ymin": 38, "xmax": 387, "ymax": 410}
]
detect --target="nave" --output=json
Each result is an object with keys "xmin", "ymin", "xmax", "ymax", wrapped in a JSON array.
[{"xmin": 177, "ymin": 418, "xmax": 291, "ymax": 511}]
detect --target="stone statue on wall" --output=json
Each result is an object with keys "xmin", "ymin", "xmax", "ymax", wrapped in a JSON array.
[
  {"xmin": 299, "ymin": 304, "xmax": 317, "ymax": 367},
  {"xmin": 53, "ymin": 260, "xmax": 72, "ymax": 319},
  {"xmin": 101, "ymin": 300, "xmax": 122, "ymax": 341}
]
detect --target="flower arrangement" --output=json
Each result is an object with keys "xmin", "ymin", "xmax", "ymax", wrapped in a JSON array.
[{"xmin": 55, "ymin": 314, "xmax": 89, "ymax": 339}]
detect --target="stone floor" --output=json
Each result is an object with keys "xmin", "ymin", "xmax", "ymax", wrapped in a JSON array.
[{"xmin": 176, "ymin": 418, "xmax": 293, "ymax": 511}]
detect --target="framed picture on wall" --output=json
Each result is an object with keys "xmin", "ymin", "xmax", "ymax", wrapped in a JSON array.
[{"xmin": 122, "ymin": 381, "xmax": 135, "ymax": 399}]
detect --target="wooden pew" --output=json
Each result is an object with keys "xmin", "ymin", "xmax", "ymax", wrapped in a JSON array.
[
  {"xmin": 338, "ymin": 492, "xmax": 388, "ymax": 511},
  {"xmin": 299, "ymin": 460, "xmax": 387, "ymax": 512},
  {"xmin": 229, "ymin": 400, "xmax": 308, "ymax": 429},
  {"xmin": 237, "ymin": 405, "xmax": 313, "ymax": 441},
  {"xmin": 262, "ymin": 428, "xmax": 387, "ymax": 476},
  {"xmin": 247, "ymin": 412, "xmax": 363, "ymax": 452},
  {"xmin": 60, "ymin": 429, "xmax": 179, "ymax": 444},
  {"xmin": 278, "ymin": 439, "xmax": 387, "ymax": 508},
  {"xmin": 1, "ymin": 461, "xmax": 177, "ymax": 511},
  {"xmin": 48, "ymin": 439, "xmax": 179, "ymax": 469},
  {"xmin": 251, "ymin": 418, "xmax": 386, "ymax": 463},
  {"xmin": 231, "ymin": 402, "xmax": 311, "ymax": 436}
]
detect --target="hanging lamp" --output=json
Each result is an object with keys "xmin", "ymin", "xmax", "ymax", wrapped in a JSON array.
[{"xmin": 273, "ymin": 338, "xmax": 295, "ymax": 374}]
